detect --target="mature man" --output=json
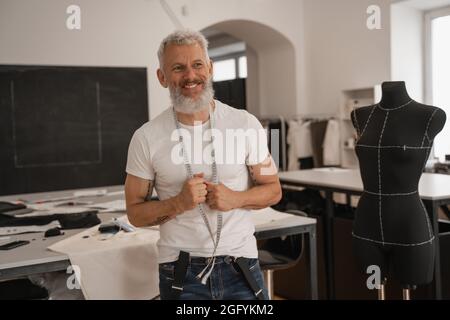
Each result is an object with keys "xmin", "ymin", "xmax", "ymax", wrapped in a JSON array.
[{"xmin": 125, "ymin": 29, "xmax": 281, "ymax": 300}]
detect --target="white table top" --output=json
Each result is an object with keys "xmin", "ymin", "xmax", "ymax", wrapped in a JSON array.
[{"xmin": 278, "ymin": 168, "xmax": 450, "ymax": 201}]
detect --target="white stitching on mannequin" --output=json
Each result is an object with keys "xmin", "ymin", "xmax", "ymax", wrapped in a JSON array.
[
  {"xmin": 357, "ymin": 145, "xmax": 432, "ymax": 150},
  {"xmin": 352, "ymin": 232, "xmax": 434, "ymax": 247},
  {"xmin": 421, "ymin": 109, "xmax": 438, "ymax": 147},
  {"xmin": 377, "ymin": 100, "xmax": 413, "ymax": 111},
  {"xmin": 419, "ymin": 109, "xmax": 437, "ymax": 240},
  {"xmin": 352, "ymin": 109, "xmax": 361, "ymax": 137},
  {"xmin": 377, "ymin": 111, "xmax": 389, "ymax": 244},
  {"xmin": 364, "ymin": 190, "xmax": 418, "ymax": 196},
  {"xmin": 420, "ymin": 146, "xmax": 434, "ymax": 240},
  {"xmin": 419, "ymin": 198, "xmax": 434, "ymax": 239},
  {"xmin": 358, "ymin": 105, "xmax": 377, "ymax": 140}
]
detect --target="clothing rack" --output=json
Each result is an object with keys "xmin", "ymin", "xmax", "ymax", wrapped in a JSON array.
[
  {"xmin": 292, "ymin": 113, "xmax": 338, "ymax": 122},
  {"xmin": 287, "ymin": 114, "xmax": 340, "ymax": 169},
  {"xmin": 258, "ymin": 115, "xmax": 287, "ymax": 172}
]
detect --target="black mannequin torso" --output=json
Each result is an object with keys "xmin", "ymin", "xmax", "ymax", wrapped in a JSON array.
[{"xmin": 350, "ymin": 81, "xmax": 446, "ymax": 287}]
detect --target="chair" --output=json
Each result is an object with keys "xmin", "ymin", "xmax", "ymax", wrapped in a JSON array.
[{"xmin": 258, "ymin": 209, "xmax": 307, "ymax": 300}]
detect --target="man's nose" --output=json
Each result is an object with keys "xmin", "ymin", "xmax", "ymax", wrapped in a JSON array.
[{"xmin": 183, "ymin": 67, "xmax": 196, "ymax": 81}]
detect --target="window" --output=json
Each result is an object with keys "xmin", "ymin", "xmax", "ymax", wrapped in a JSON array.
[
  {"xmin": 426, "ymin": 8, "xmax": 450, "ymax": 162},
  {"xmin": 212, "ymin": 53, "xmax": 247, "ymax": 82},
  {"xmin": 213, "ymin": 59, "xmax": 236, "ymax": 82},
  {"xmin": 238, "ymin": 56, "xmax": 247, "ymax": 78}
]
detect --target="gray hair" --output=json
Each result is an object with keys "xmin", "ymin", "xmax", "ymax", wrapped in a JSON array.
[{"xmin": 157, "ymin": 29, "xmax": 210, "ymax": 68}]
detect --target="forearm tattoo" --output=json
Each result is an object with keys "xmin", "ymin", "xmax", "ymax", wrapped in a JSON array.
[
  {"xmin": 149, "ymin": 215, "xmax": 170, "ymax": 226},
  {"xmin": 249, "ymin": 166, "xmax": 258, "ymax": 184}
]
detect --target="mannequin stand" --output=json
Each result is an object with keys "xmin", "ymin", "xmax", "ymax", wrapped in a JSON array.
[
  {"xmin": 403, "ymin": 289, "xmax": 411, "ymax": 300},
  {"xmin": 377, "ymin": 278, "xmax": 387, "ymax": 300},
  {"xmin": 402, "ymin": 285, "xmax": 417, "ymax": 300}
]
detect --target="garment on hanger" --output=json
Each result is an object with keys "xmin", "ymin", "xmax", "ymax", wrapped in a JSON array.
[
  {"xmin": 310, "ymin": 120, "xmax": 329, "ymax": 168},
  {"xmin": 287, "ymin": 120, "xmax": 313, "ymax": 170},
  {"xmin": 323, "ymin": 119, "xmax": 341, "ymax": 166}
]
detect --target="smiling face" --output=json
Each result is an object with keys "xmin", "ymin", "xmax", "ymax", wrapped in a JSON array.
[{"xmin": 157, "ymin": 43, "xmax": 214, "ymax": 113}]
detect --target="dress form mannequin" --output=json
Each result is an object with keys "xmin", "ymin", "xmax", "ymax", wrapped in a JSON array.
[{"xmin": 350, "ymin": 81, "xmax": 446, "ymax": 300}]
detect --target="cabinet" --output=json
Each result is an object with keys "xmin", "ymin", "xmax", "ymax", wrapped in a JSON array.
[{"xmin": 339, "ymin": 86, "xmax": 381, "ymax": 169}]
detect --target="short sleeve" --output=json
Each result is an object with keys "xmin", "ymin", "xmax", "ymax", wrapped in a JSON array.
[
  {"xmin": 245, "ymin": 113, "xmax": 270, "ymax": 166},
  {"xmin": 125, "ymin": 128, "xmax": 155, "ymax": 180}
]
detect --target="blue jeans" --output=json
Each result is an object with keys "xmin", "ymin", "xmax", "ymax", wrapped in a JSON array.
[{"xmin": 159, "ymin": 255, "xmax": 268, "ymax": 300}]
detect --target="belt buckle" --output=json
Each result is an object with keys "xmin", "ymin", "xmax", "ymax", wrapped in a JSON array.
[{"xmin": 224, "ymin": 256, "xmax": 234, "ymax": 264}]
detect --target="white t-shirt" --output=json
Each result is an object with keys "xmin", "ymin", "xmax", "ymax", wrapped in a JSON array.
[{"xmin": 126, "ymin": 100, "xmax": 269, "ymax": 263}]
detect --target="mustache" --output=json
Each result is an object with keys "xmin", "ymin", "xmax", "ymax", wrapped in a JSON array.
[{"xmin": 180, "ymin": 79, "xmax": 204, "ymax": 87}]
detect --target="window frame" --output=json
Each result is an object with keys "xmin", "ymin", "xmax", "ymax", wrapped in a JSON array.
[
  {"xmin": 424, "ymin": 6, "xmax": 450, "ymax": 105},
  {"xmin": 424, "ymin": 6, "xmax": 450, "ymax": 161},
  {"xmin": 211, "ymin": 51, "xmax": 247, "ymax": 82}
]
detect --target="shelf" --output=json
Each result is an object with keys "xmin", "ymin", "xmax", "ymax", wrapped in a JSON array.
[{"xmin": 340, "ymin": 86, "xmax": 377, "ymax": 170}]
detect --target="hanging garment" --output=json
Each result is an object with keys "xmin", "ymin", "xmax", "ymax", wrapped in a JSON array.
[
  {"xmin": 323, "ymin": 119, "xmax": 341, "ymax": 166},
  {"xmin": 310, "ymin": 120, "xmax": 329, "ymax": 167},
  {"xmin": 287, "ymin": 120, "xmax": 313, "ymax": 170}
]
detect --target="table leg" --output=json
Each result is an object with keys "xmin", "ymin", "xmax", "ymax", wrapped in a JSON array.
[
  {"xmin": 324, "ymin": 190, "xmax": 335, "ymax": 299},
  {"xmin": 308, "ymin": 225, "xmax": 318, "ymax": 300}
]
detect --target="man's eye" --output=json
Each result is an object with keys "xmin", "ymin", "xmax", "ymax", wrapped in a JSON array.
[
  {"xmin": 173, "ymin": 66, "xmax": 182, "ymax": 71},
  {"xmin": 193, "ymin": 63, "xmax": 203, "ymax": 68}
]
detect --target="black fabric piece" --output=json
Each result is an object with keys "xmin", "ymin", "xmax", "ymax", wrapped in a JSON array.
[
  {"xmin": 0, "ymin": 201, "xmax": 26, "ymax": 214},
  {"xmin": 298, "ymin": 156, "xmax": 315, "ymax": 170},
  {"xmin": 98, "ymin": 222, "xmax": 120, "ymax": 234},
  {"xmin": 234, "ymin": 257, "xmax": 265, "ymax": 300},
  {"xmin": 44, "ymin": 227, "xmax": 63, "ymax": 237},
  {"xmin": 0, "ymin": 210, "xmax": 100, "ymax": 229},
  {"xmin": 58, "ymin": 211, "xmax": 100, "ymax": 229},
  {"xmin": 0, "ymin": 278, "xmax": 48, "ymax": 300},
  {"xmin": 310, "ymin": 120, "xmax": 329, "ymax": 168},
  {"xmin": 172, "ymin": 251, "xmax": 190, "ymax": 299}
]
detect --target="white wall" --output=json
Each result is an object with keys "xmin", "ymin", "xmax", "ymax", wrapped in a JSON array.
[
  {"xmin": 0, "ymin": 0, "xmax": 393, "ymax": 119},
  {"xmin": 302, "ymin": 0, "xmax": 392, "ymax": 115},
  {"xmin": 245, "ymin": 46, "xmax": 259, "ymax": 117},
  {"xmin": 391, "ymin": 2, "xmax": 424, "ymax": 102},
  {"xmin": 0, "ymin": 0, "xmax": 171, "ymax": 120}
]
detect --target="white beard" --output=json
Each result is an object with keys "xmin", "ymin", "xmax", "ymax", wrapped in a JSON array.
[{"xmin": 170, "ymin": 78, "xmax": 214, "ymax": 114}]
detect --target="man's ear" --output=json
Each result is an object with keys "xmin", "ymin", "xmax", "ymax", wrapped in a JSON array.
[
  {"xmin": 208, "ymin": 59, "xmax": 213, "ymax": 78},
  {"xmin": 157, "ymin": 69, "xmax": 168, "ymax": 88}
]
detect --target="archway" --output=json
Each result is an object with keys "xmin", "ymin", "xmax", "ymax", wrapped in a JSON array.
[{"xmin": 201, "ymin": 20, "xmax": 297, "ymax": 118}]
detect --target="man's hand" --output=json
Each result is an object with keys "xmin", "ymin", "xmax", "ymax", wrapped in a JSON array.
[
  {"xmin": 175, "ymin": 173, "xmax": 208, "ymax": 211},
  {"xmin": 205, "ymin": 181, "xmax": 239, "ymax": 212}
]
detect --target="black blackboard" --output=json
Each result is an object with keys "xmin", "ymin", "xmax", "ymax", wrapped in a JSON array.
[
  {"xmin": 0, "ymin": 65, "xmax": 149, "ymax": 195},
  {"xmin": 213, "ymin": 78, "xmax": 246, "ymax": 110}
]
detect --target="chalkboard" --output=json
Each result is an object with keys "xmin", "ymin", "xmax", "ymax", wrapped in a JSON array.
[
  {"xmin": 213, "ymin": 78, "xmax": 246, "ymax": 110},
  {"xmin": 0, "ymin": 65, "xmax": 149, "ymax": 195}
]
